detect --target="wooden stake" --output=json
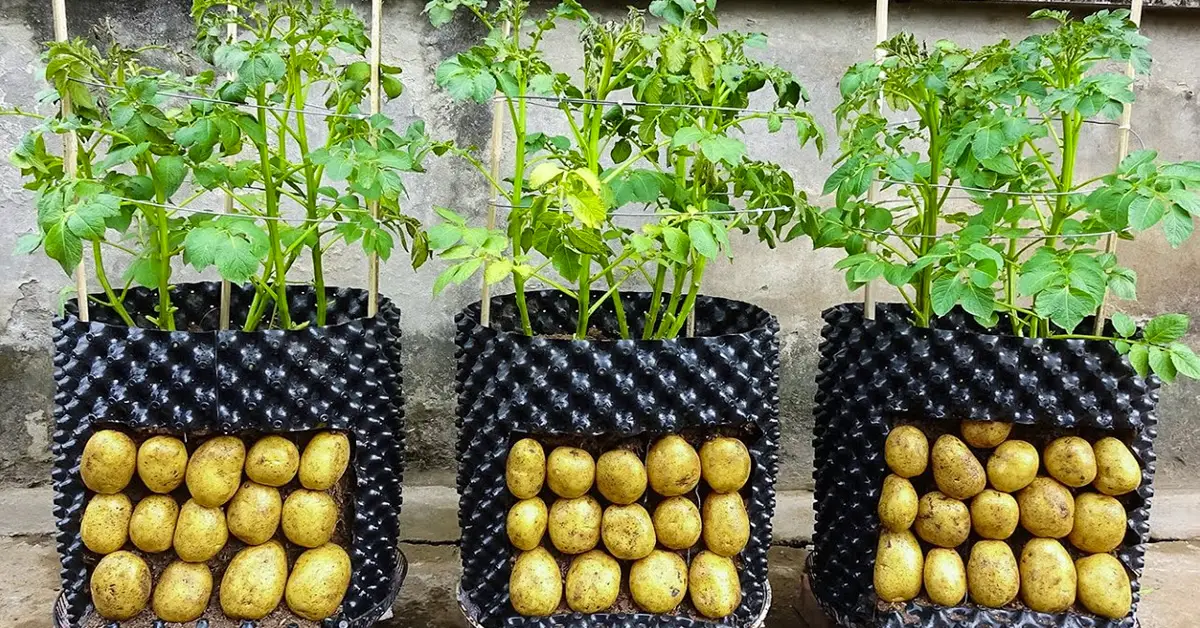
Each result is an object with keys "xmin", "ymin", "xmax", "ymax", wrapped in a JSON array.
[
  {"xmin": 219, "ymin": 5, "xmax": 237, "ymax": 330},
  {"xmin": 367, "ymin": 0, "xmax": 383, "ymax": 317},
  {"xmin": 51, "ymin": 0, "xmax": 89, "ymax": 323},
  {"xmin": 863, "ymin": 0, "xmax": 889, "ymax": 322},
  {"xmin": 1094, "ymin": 0, "xmax": 1144, "ymax": 335},
  {"xmin": 479, "ymin": 20, "xmax": 512, "ymax": 328}
]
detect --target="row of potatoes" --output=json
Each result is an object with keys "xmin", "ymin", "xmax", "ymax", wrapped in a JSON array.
[
  {"xmin": 79, "ymin": 429, "xmax": 353, "ymax": 622},
  {"xmin": 504, "ymin": 435, "xmax": 753, "ymax": 619},
  {"xmin": 875, "ymin": 421, "xmax": 1141, "ymax": 619}
]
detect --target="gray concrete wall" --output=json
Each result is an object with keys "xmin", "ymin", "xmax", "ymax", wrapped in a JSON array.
[{"xmin": 1, "ymin": 0, "xmax": 1199, "ymax": 490}]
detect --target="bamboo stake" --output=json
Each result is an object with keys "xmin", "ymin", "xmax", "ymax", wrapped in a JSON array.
[
  {"xmin": 51, "ymin": 0, "xmax": 89, "ymax": 323},
  {"xmin": 367, "ymin": 0, "xmax": 383, "ymax": 317},
  {"xmin": 219, "ymin": 6, "xmax": 237, "ymax": 330},
  {"xmin": 1094, "ymin": 0, "xmax": 1144, "ymax": 335},
  {"xmin": 479, "ymin": 21, "xmax": 513, "ymax": 329},
  {"xmin": 863, "ymin": 0, "xmax": 889, "ymax": 322}
]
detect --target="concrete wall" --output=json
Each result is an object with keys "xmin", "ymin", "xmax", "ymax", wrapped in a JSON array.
[{"xmin": 1, "ymin": 0, "xmax": 1199, "ymax": 489}]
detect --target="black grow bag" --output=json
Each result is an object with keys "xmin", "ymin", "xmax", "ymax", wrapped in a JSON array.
[
  {"xmin": 49, "ymin": 282, "xmax": 406, "ymax": 627},
  {"xmin": 810, "ymin": 303, "xmax": 1159, "ymax": 628},
  {"xmin": 454, "ymin": 290, "xmax": 781, "ymax": 628}
]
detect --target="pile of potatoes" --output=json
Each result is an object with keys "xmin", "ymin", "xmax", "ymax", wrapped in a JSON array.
[
  {"xmin": 78, "ymin": 429, "xmax": 354, "ymax": 623},
  {"xmin": 875, "ymin": 421, "xmax": 1143, "ymax": 620},
  {"xmin": 504, "ymin": 434, "xmax": 754, "ymax": 620}
]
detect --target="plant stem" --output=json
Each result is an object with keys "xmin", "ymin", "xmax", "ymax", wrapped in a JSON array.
[
  {"xmin": 92, "ymin": 241, "xmax": 134, "ymax": 327},
  {"xmin": 643, "ymin": 265, "xmax": 667, "ymax": 340},
  {"xmin": 576, "ymin": 255, "xmax": 593, "ymax": 338},
  {"xmin": 294, "ymin": 74, "xmax": 326, "ymax": 326},
  {"xmin": 666, "ymin": 257, "xmax": 707, "ymax": 337},
  {"xmin": 255, "ymin": 86, "xmax": 292, "ymax": 330},
  {"xmin": 915, "ymin": 102, "xmax": 942, "ymax": 327},
  {"xmin": 144, "ymin": 156, "xmax": 176, "ymax": 331},
  {"xmin": 655, "ymin": 267, "xmax": 687, "ymax": 339}
]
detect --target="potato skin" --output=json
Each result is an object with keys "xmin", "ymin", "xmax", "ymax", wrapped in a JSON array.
[
  {"xmin": 129, "ymin": 494, "xmax": 178, "ymax": 553},
  {"xmin": 699, "ymin": 437, "xmax": 751, "ymax": 493},
  {"xmin": 924, "ymin": 548, "xmax": 966, "ymax": 606},
  {"xmin": 647, "ymin": 435, "xmax": 701, "ymax": 497},
  {"xmin": 300, "ymin": 432, "xmax": 351, "ymax": 491},
  {"xmin": 1093, "ymin": 437, "xmax": 1141, "ymax": 496},
  {"xmin": 967, "ymin": 540, "xmax": 1019, "ymax": 608},
  {"xmin": 596, "ymin": 449, "xmax": 647, "ymax": 505},
  {"xmin": 90, "ymin": 551, "xmax": 151, "ymax": 620},
  {"xmin": 689, "ymin": 551, "xmax": 742, "ymax": 619},
  {"xmin": 601, "ymin": 504, "xmax": 656, "ymax": 560},
  {"xmin": 546, "ymin": 447, "xmax": 596, "ymax": 499},
  {"xmin": 286, "ymin": 543, "xmax": 352, "ymax": 621},
  {"xmin": 987, "ymin": 440, "xmax": 1039, "ymax": 493},
  {"xmin": 227, "ymin": 481, "xmax": 283, "ymax": 546},
  {"xmin": 81, "ymin": 493, "xmax": 132, "ymax": 555},
  {"xmin": 1019, "ymin": 538, "xmax": 1076, "ymax": 613},
  {"xmin": 1044, "ymin": 436, "xmax": 1098, "ymax": 488},
  {"xmin": 506, "ymin": 439, "xmax": 546, "ymax": 500},
  {"xmin": 137, "ymin": 435, "xmax": 188, "ymax": 493},
  {"xmin": 885, "ymin": 426, "xmax": 928, "ymax": 478},
  {"xmin": 152, "ymin": 561, "xmax": 212, "ymax": 622},
  {"xmin": 81, "ymin": 430, "xmax": 137, "ymax": 494},
  {"xmin": 1017, "ymin": 477, "xmax": 1075, "ymax": 538},
  {"xmin": 630, "ymin": 549, "xmax": 689, "ymax": 613},
  {"xmin": 914, "ymin": 491, "xmax": 970, "ymax": 548},
  {"xmin": 245, "ymin": 435, "xmax": 300, "ymax": 487},
  {"xmin": 510, "ymin": 547, "xmax": 562, "ymax": 616},
  {"xmin": 565, "ymin": 550, "xmax": 621, "ymax": 613},
  {"xmin": 1069, "ymin": 493, "xmax": 1127, "ymax": 554},
  {"xmin": 548, "ymin": 496, "xmax": 602, "ymax": 555},
  {"xmin": 961, "ymin": 420, "xmax": 1011, "ymax": 448},
  {"xmin": 653, "ymin": 496, "xmax": 702, "ymax": 550},
  {"xmin": 282, "ymin": 489, "xmax": 338, "ymax": 548},
  {"xmin": 932, "ymin": 435, "xmax": 986, "ymax": 500},
  {"xmin": 1076, "ymin": 554, "xmax": 1132, "ymax": 619},
  {"xmin": 874, "ymin": 530, "xmax": 923, "ymax": 602},
  {"xmin": 220, "ymin": 541, "xmax": 289, "ymax": 620},
  {"xmin": 186, "ymin": 436, "xmax": 246, "ymax": 507},
  {"xmin": 970, "ymin": 490, "xmax": 1019, "ymax": 540},
  {"xmin": 174, "ymin": 498, "xmax": 229, "ymax": 562},
  {"xmin": 878, "ymin": 474, "xmax": 918, "ymax": 532},
  {"xmin": 507, "ymin": 498, "xmax": 548, "ymax": 551},
  {"xmin": 702, "ymin": 492, "xmax": 750, "ymax": 557}
]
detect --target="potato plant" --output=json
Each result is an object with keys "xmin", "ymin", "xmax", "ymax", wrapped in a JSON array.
[{"xmin": 812, "ymin": 10, "xmax": 1200, "ymax": 381}]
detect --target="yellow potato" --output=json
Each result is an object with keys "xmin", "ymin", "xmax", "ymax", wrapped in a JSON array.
[
  {"xmin": 227, "ymin": 481, "xmax": 283, "ymax": 546},
  {"xmin": 1019, "ymin": 538, "xmax": 1076, "ymax": 613},
  {"xmin": 81, "ymin": 430, "xmax": 137, "ymax": 494},
  {"xmin": 282, "ymin": 489, "xmax": 338, "ymax": 548},
  {"xmin": 702, "ymin": 491, "xmax": 750, "ymax": 557},
  {"xmin": 1017, "ymin": 477, "xmax": 1075, "ymax": 538},
  {"xmin": 878, "ymin": 474, "xmax": 918, "ymax": 532},
  {"xmin": 961, "ymin": 420, "xmax": 1011, "ymax": 448},
  {"xmin": 970, "ymin": 489, "xmax": 1019, "ymax": 540},
  {"xmin": 1069, "ymin": 493, "xmax": 1127, "ymax": 553},
  {"xmin": 186, "ymin": 435, "xmax": 246, "ymax": 507},
  {"xmin": 286, "ymin": 543, "xmax": 352, "ymax": 621},
  {"xmin": 1076, "ymin": 553, "xmax": 1132, "ymax": 619},
  {"xmin": 136, "ymin": 435, "xmax": 188, "ymax": 493},
  {"xmin": 299, "ymin": 432, "xmax": 351, "ymax": 491},
  {"xmin": 967, "ymin": 540, "xmax": 1018, "ymax": 608},
  {"xmin": 129, "ymin": 494, "xmax": 178, "ymax": 553},
  {"xmin": 548, "ymin": 496, "xmax": 602, "ymax": 555},
  {"xmin": 245, "ymin": 435, "xmax": 300, "ymax": 487},
  {"xmin": 565, "ymin": 550, "xmax": 621, "ymax": 613},
  {"xmin": 173, "ymin": 498, "xmax": 229, "ymax": 562},
  {"xmin": 596, "ymin": 449, "xmax": 647, "ymax": 504},
  {"xmin": 884, "ymin": 425, "xmax": 928, "ymax": 478},
  {"xmin": 1044, "ymin": 436, "xmax": 1098, "ymax": 488},
  {"xmin": 510, "ymin": 547, "xmax": 562, "ymax": 616},
  {"xmin": 932, "ymin": 435, "xmax": 986, "ymax": 500},
  {"xmin": 653, "ymin": 496, "xmax": 702, "ymax": 550},
  {"xmin": 874, "ymin": 530, "xmax": 923, "ymax": 602},
  {"xmin": 602, "ymin": 504, "xmax": 656, "ymax": 560},
  {"xmin": 924, "ymin": 548, "xmax": 966, "ymax": 606},
  {"xmin": 914, "ymin": 491, "xmax": 970, "ymax": 548},
  {"xmin": 152, "ymin": 561, "xmax": 212, "ymax": 622},
  {"xmin": 507, "ymin": 498, "xmax": 548, "ymax": 551},
  {"xmin": 90, "ymin": 551, "xmax": 151, "ymax": 620},
  {"xmin": 1093, "ymin": 437, "xmax": 1141, "ymax": 496},
  {"xmin": 506, "ymin": 438, "xmax": 546, "ymax": 499},
  {"xmin": 220, "ymin": 541, "xmax": 288, "ymax": 620},
  {"xmin": 546, "ymin": 447, "xmax": 596, "ymax": 499},
  {"xmin": 81, "ymin": 493, "xmax": 132, "ymax": 555},
  {"xmin": 699, "ymin": 437, "xmax": 752, "ymax": 493},
  {"xmin": 689, "ymin": 550, "xmax": 742, "ymax": 619},
  {"xmin": 630, "ymin": 549, "xmax": 688, "ymax": 613},
  {"xmin": 646, "ymin": 435, "xmax": 701, "ymax": 497},
  {"xmin": 987, "ymin": 440, "xmax": 1039, "ymax": 493}
]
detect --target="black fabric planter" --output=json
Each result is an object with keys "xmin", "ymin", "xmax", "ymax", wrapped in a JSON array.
[
  {"xmin": 454, "ymin": 290, "xmax": 781, "ymax": 628},
  {"xmin": 810, "ymin": 303, "xmax": 1159, "ymax": 628},
  {"xmin": 49, "ymin": 282, "xmax": 405, "ymax": 627}
]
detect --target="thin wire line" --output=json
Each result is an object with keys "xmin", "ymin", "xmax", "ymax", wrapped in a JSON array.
[
  {"xmin": 125, "ymin": 197, "xmax": 367, "ymax": 226},
  {"xmin": 486, "ymin": 200, "xmax": 793, "ymax": 217},
  {"xmin": 845, "ymin": 224, "xmax": 1117, "ymax": 241},
  {"xmin": 495, "ymin": 94, "xmax": 796, "ymax": 117},
  {"xmin": 69, "ymin": 78, "xmax": 371, "ymax": 120}
]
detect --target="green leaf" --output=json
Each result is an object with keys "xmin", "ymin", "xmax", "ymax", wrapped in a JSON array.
[
  {"xmin": 239, "ymin": 52, "xmax": 286, "ymax": 88},
  {"xmin": 382, "ymin": 75, "xmax": 405, "ymax": 99},
  {"xmin": 1144, "ymin": 313, "xmax": 1189, "ymax": 344},
  {"xmin": 13, "ymin": 233, "xmax": 41, "ymax": 255},
  {"xmin": 43, "ymin": 223, "xmax": 82, "ymax": 275},
  {"xmin": 566, "ymin": 190, "xmax": 607, "ymax": 230},
  {"xmin": 972, "ymin": 126, "xmax": 1005, "ymax": 161},
  {"xmin": 698, "ymin": 137, "xmax": 746, "ymax": 165},
  {"xmin": 672, "ymin": 126, "xmax": 707, "ymax": 148},
  {"xmin": 767, "ymin": 114, "xmax": 782, "ymax": 133},
  {"xmin": 484, "ymin": 259, "xmax": 513, "ymax": 284},
  {"xmin": 931, "ymin": 275, "xmax": 964, "ymax": 317},
  {"xmin": 427, "ymin": 223, "xmax": 461, "ymax": 250},
  {"xmin": 1129, "ymin": 194, "xmax": 1168, "ymax": 231},
  {"xmin": 886, "ymin": 157, "xmax": 915, "ymax": 182},
  {"xmin": 1035, "ymin": 285, "xmax": 1098, "ymax": 333},
  {"xmin": 94, "ymin": 143, "xmax": 149, "ymax": 172},
  {"xmin": 1109, "ymin": 266, "xmax": 1137, "ymax": 300},
  {"xmin": 152, "ymin": 155, "xmax": 188, "ymax": 199},
  {"xmin": 1128, "ymin": 344, "xmax": 1150, "ymax": 377},
  {"xmin": 1162, "ymin": 205, "xmax": 1195, "ymax": 247},
  {"xmin": 1119, "ymin": 149, "xmax": 1158, "ymax": 175},
  {"xmin": 1170, "ymin": 343, "xmax": 1200, "ymax": 380},
  {"xmin": 688, "ymin": 221, "xmax": 718, "ymax": 259},
  {"xmin": 1149, "ymin": 346, "xmax": 1177, "ymax": 383},
  {"xmin": 1111, "ymin": 312, "xmax": 1136, "ymax": 337},
  {"xmin": 529, "ymin": 163, "xmax": 563, "ymax": 189}
]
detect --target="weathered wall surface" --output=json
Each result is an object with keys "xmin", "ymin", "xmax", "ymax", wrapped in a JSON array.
[{"xmin": 1, "ymin": 0, "xmax": 1199, "ymax": 489}]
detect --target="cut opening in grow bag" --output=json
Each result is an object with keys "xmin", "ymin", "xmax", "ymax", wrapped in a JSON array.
[
  {"xmin": 809, "ymin": 303, "xmax": 1158, "ymax": 628},
  {"xmin": 454, "ymin": 290, "xmax": 782, "ymax": 627},
  {"xmin": 50, "ymin": 282, "xmax": 406, "ymax": 627}
]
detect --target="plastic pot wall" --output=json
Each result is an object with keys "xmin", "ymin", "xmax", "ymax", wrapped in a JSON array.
[
  {"xmin": 50, "ymin": 282, "xmax": 406, "ymax": 627},
  {"xmin": 810, "ymin": 303, "xmax": 1159, "ymax": 628},
  {"xmin": 454, "ymin": 290, "xmax": 781, "ymax": 628}
]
